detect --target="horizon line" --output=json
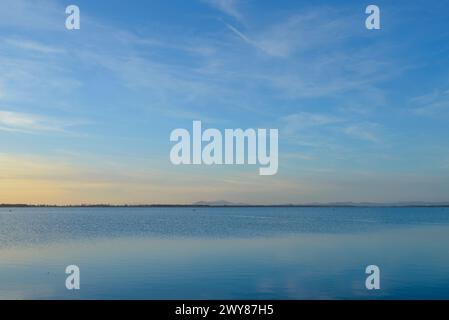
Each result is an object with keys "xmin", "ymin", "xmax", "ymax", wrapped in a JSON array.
[{"xmin": 1, "ymin": 202, "xmax": 449, "ymax": 208}]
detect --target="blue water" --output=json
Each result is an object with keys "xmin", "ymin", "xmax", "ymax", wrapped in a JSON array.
[{"xmin": 0, "ymin": 207, "xmax": 448, "ymax": 299}]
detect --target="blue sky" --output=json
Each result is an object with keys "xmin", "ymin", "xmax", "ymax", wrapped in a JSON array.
[{"xmin": 0, "ymin": 0, "xmax": 448, "ymax": 204}]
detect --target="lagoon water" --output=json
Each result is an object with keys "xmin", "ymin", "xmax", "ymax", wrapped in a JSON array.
[{"xmin": 0, "ymin": 207, "xmax": 449, "ymax": 300}]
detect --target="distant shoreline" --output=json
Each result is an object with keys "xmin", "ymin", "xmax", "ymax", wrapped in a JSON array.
[{"xmin": 1, "ymin": 204, "xmax": 449, "ymax": 208}]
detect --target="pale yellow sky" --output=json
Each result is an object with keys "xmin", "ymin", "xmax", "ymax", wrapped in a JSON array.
[{"xmin": 0, "ymin": 153, "xmax": 303, "ymax": 205}]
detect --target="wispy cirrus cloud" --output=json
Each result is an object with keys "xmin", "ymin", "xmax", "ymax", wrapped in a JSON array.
[
  {"xmin": 281, "ymin": 112, "xmax": 342, "ymax": 135},
  {"xmin": 226, "ymin": 8, "xmax": 355, "ymax": 58},
  {"xmin": 217, "ymin": 6, "xmax": 399, "ymax": 110},
  {"xmin": 280, "ymin": 112, "xmax": 382, "ymax": 151},
  {"xmin": 226, "ymin": 24, "xmax": 253, "ymax": 46},
  {"xmin": 0, "ymin": 0, "xmax": 62, "ymax": 30},
  {"xmin": 343, "ymin": 123, "xmax": 380, "ymax": 143},
  {"xmin": 0, "ymin": 110, "xmax": 83, "ymax": 134},
  {"xmin": 411, "ymin": 88, "xmax": 449, "ymax": 115},
  {"xmin": 4, "ymin": 38, "xmax": 65, "ymax": 54},
  {"xmin": 203, "ymin": 0, "xmax": 242, "ymax": 20}
]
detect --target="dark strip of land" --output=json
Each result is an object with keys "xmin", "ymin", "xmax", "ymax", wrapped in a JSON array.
[{"xmin": 1, "ymin": 203, "xmax": 449, "ymax": 208}]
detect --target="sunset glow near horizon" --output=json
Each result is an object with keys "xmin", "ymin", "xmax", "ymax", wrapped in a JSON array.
[{"xmin": 1, "ymin": 0, "xmax": 449, "ymax": 205}]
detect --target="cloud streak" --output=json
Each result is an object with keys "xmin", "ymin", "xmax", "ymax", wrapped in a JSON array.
[
  {"xmin": 411, "ymin": 89, "xmax": 449, "ymax": 115},
  {"xmin": 0, "ymin": 110, "xmax": 83, "ymax": 134},
  {"xmin": 343, "ymin": 123, "xmax": 380, "ymax": 143},
  {"xmin": 203, "ymin": 0, "xmax": 242, "ymax": 20},
  {"xmin": 4, "ymin": 38, "xmax": 65, "ymax": 54}
]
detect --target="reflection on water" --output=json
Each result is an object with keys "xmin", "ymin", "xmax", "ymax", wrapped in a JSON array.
[{"xmin": 0, "ymin": 207, "xmax": 449, "ymax": 299}]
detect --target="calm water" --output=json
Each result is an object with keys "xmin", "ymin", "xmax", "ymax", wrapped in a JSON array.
[{"xmin": 0, "ymin": 207, "xmax": 448, "ymax": 300}]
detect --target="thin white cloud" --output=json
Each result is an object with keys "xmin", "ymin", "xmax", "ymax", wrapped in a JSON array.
[
  {"xmin": 343, "ymin": 123, "xmax": 380, "ymax": 143},
  {"xmin": 0, "ymin": 0, "xmax": 62, "ymax": 30},
  {"xmin": 412, "ymin": 89, "xmax": 449, "ymax": 115},
  {"xmin": 216, "ymin": 6, "xmax": 398, "ymax": 112},
  {"xmin": 203, "ymin": 0, "xmax": 242, "ymax": 20},
  {"xmin": 5, "ymin": 38, "xmax": 64, "ymax": 54},
  {"xmin": 225, "ymin": 9, "xmax": 354, "ymax": 58},
  {"xmin": 226, "ymin": 23, "xmax": 292, "ymax": 58},
  {"xmin": 0, "ymin": 110, "xmax": 81, "ymax": 134},
  {"xmin": 281, "ymin": 112, "xmax": 342, "ymax": 135},
  {"xmin": 281, "ymin": 113, "xmax": 383, "ymax": 149},
  {"xmin": 226, "ymin": 24, "xmax": 253, "ymax": 46}
]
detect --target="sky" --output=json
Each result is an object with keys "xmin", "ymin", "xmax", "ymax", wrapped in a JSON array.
[{"xmin": 0, "ymin": 0, "xmax": 448, "ymax": 205}]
